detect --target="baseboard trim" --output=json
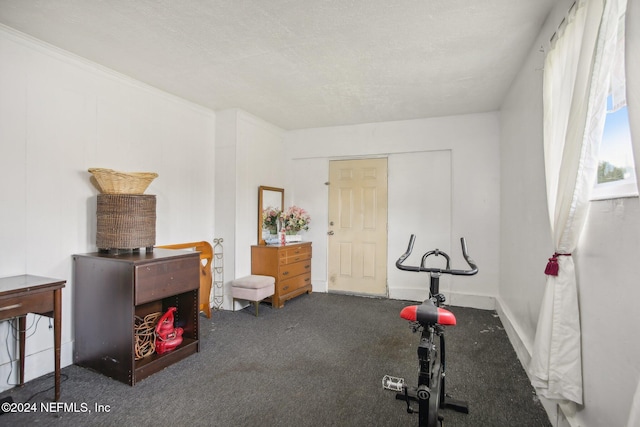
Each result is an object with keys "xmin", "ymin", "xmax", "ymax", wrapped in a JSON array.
[
  {"xmin": 495, "ymin": 297, "xmax": 580, "ymax": 427},
  {"xmin": 389, "ymin": 288, "xmax": 496, "ymax": 310},
  {"xmin": 494, "ymin": 297, "xmax": 532, "ymax": 371}
]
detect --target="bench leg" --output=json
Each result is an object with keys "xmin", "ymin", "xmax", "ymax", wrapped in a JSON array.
[{"xmin": 233, "ymin": 297, "xmax": 260, "ymax": 316}]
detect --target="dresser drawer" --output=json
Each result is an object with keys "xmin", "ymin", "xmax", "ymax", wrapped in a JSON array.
[
  {"xmin": 252, "ymin": 242, "xmax": 312, "ymax": 309},
  {"xmin": 279, "ymin": 251, "xmax": 311, "ymax": 265},
  {"xmin": 279, "ymin": 273, "xmax": 311, "ymax": 295},
  {"xmin": 279, "ymin": 244, "xmax": 312, "ymax": 265},
  {"xmin": 135, "ymin": 256, "xmax": 199, "ymax": 305},
  {"xmin": 278, "ymin": 260, "xmax": 311, "ymax": 281}
]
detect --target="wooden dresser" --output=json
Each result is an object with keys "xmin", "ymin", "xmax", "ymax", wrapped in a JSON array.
[
  {"xmin": 251, "ymin": 242, "xmax": 312, "ymax": 308},
  {"xmin": 73, "ymin": 249, "xmax": 200, "ymax": 385}
]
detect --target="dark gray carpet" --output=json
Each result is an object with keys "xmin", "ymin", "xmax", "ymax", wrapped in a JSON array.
[{"xmin": 0, "ymin": 293, "xmax": 550, "ymax": 426}]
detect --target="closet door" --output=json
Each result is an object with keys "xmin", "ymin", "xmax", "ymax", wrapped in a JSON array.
[{"xmin": 328, "ymin": 158, "xmax": 388, "ymax": 296}]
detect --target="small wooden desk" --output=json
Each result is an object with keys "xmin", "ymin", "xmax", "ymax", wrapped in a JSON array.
[{"xmin": 0, "ymin": 275, "xmax": 65, "ymax": 401}]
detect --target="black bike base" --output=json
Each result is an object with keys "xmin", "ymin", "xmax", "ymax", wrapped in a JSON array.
[
  {"xmin": 396, "ymin": 389, "xmax": 469, "ymax": 414},
  {"xmin": 443, "ymin": 396, "xmax": 469, "ymax": 414}
]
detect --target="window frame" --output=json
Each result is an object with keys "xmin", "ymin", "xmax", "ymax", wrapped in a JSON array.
[{"xmin": 591, "ymin": 102, "xmax": 637, "ymax": 200}]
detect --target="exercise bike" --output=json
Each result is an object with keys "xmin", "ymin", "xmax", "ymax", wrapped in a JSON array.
[{"xmin": 390, "ymin": 234, "xmax": 478, "ymax": 427}]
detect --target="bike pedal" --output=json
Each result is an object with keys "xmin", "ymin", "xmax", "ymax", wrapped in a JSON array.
[{"xmin": 382, "ymin": 375, "xmax": 405, "ymax": 392}]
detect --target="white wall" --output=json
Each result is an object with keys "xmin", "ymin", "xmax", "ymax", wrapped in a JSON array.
[
  {"xmin": 214, "ymin": 109, "xmax": 285, "ymax": 310},
  {"xmin": 498, "ymin": 3, "xmax": 556, "ymax": 362},
  {"xmin": 499, "ymin": 0, "xmax": 640, "ymax": 426},
  {"xmin": 214, "ymin": 110, "xmax": 239, "ymax": 310},
  {"xmin": 0, "ymin": 27, "xmax": 215, "ymax": 393},
  {"xmin": 283, "ymin": 113, "xmax": 500, "ymax": 308},
  {"xmin": 578, "ymin": 199, "xmax": 640, "ymax": 427}
]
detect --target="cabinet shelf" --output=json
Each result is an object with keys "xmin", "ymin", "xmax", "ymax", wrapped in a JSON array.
[{"xmin": 134, "ymin": 338, "xmax": 199, "ymax": 381}]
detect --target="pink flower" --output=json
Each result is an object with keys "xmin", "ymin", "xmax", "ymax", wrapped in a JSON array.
[
  {"xmin": 262, "ymin": 207, "xmax": 282, "ymax": 228},
  {"xmin": 281, "ymin": 205, "xmax": 311, "ymax": 232}
]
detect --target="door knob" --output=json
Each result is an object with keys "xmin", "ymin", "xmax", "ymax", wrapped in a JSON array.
[{"xmin": 327, "ymin": 231, "xmax": 334, "ymax": 235}]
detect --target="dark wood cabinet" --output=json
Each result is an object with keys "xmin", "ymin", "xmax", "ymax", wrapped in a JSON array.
[
  {"xmin": 72, "ymin": 249, "xmax": 200, "ymax": 385},
  {"xmin": 251, "ymin": 242, "xmax": 312, "ymax": 308}
]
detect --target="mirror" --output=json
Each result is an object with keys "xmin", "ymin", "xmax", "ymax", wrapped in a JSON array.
[{"xmin": 258, "ymin": 186, "xmax": 284, "ymax": 245}]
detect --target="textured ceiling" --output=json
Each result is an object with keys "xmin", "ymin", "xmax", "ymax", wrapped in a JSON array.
[{"xmin": 0, "ymin": 0, "xmax": 555, "ymax": 130}]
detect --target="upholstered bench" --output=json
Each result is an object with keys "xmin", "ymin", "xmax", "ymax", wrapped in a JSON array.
[{"xmin": 231, "ymin": 275, "xmax": 275, "ymax": 316}]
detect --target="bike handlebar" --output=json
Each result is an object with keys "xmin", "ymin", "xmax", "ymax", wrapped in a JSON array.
[{"xmin": 396, "ymin": 234, "xmax": 478, "ymax": 275}]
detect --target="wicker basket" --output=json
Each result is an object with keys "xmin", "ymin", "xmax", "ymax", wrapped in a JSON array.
[
  {"xmin": 96, "ymin": 194, "xmax": 156, "ymax": 250},
  {"xmin": 88, "ymin": 168, "xmax": 158, "ymax": 195}
]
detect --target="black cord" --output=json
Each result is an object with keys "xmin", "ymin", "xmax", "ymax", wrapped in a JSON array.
[
  {"xmin": 3, "ymin": 315, "xmax": 48, "ymax": 387},
  {"xmin": 1, "ymin": 317, "xmax": 69, "ymax": 402},
  {"xmin": 10, "ymin": 315, "xmax": 43, "ymax": 340},
  {"xmin": 24, "ymin": 372, "xmax": 69, "ymax": 403}
]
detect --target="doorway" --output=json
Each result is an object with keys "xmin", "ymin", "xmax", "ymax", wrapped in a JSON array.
[{"xmin": 328, "ymin": 158, "xmax": 388, "ymax": 296}]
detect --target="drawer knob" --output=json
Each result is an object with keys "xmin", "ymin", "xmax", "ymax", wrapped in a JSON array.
[{"xmin": 283, "ymin": 271, "xmax": 289, "ymax": 276}]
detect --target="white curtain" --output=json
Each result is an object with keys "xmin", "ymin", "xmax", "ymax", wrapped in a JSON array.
[
  {"xmin": 626, "ymin": 0, "xmax": 640, "ymax": 424},
  {"xmin": 530, "ymin": 0, "xmax": 626, "ymax": 405},
  {"xmin": 627, "ymin": 2, "xmax": 640, "ymax": 192}
]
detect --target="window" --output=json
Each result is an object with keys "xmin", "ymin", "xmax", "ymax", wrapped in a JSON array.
[
  {"xmin": 591, "ymin": 10, "xmax": 636, "ymax": 201},
  {"xmin": 591, "ymin": 96, "xmax": 637, "ymax": 200}
]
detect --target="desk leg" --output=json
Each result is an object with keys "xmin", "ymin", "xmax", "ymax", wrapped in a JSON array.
[
  {"xmin": 18, "ymin": 316, "xmax": 26, "ymax": 386},
  {"xmin": 54, "ymin": 288, "xmax": 62, "ymax": 401}
]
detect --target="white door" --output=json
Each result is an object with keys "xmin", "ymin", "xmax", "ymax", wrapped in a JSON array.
[{"xmin": 328, "ymin": 158, "xmax": 388, "ymax": 296}]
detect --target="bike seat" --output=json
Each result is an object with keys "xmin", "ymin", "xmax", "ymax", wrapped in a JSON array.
[{"xmin": 400, "ymin": 301, "xmax": 456, "ymax": 326}]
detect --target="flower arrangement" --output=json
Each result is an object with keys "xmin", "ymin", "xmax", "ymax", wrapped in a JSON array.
[
  {"xmin": 262, "ymin": 207, "xmax": 281, "ymax": 234},
  {"xmin": 280, "ymin": 205, "xmax": 311, "ymax": 234}
]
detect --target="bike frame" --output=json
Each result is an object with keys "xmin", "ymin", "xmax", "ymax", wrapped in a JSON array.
[{"xmin": 395, "ymin": 235, "xmax": 478, "ymax": 427}]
